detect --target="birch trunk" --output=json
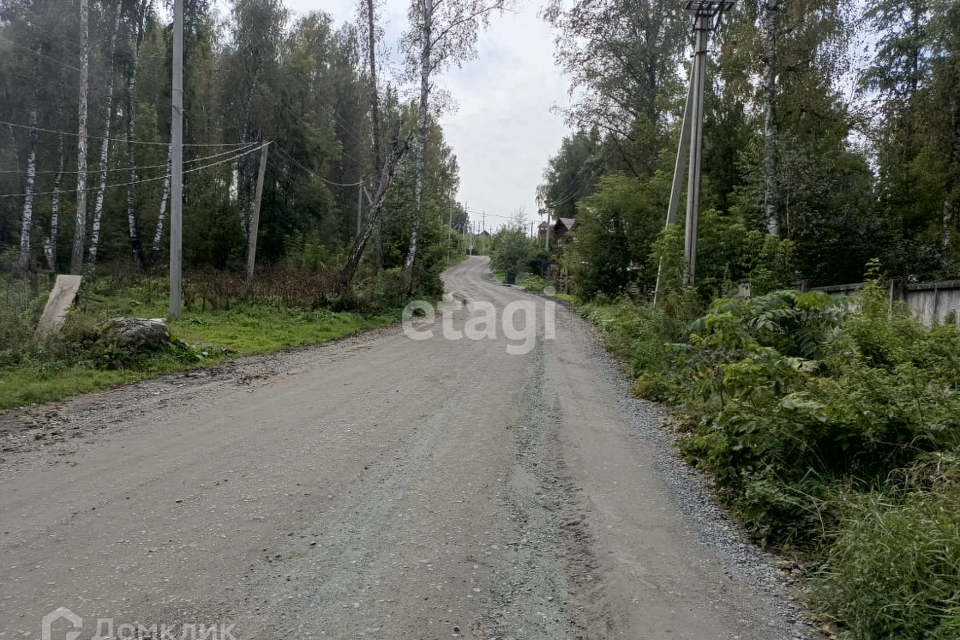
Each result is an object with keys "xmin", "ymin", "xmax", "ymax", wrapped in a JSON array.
[
  {"xmin": 338, "ymin": 133, "xmax": 410, "ymax": 294},
  {"xmin": 126, "ymin": 0, "xmax": 148, "ymax": 268},
  {"xmin": 365, "ymin": 0, "xmax": 385, "ymax": 271},
  {"xmin": 366, "ymin": 0, "xmax": 383, "ymax": 172},
  {"xmin": 404, "ymin": 0, "xmax": 433, "ymax": 277},
  {"xmin": 70, "ymin": 0, "xmax": 91, "ymax": 274},
  {"xmin": 762, "ymin": 0, "xmax": 780, "ymax": 237},
  {"xmin": 942, "ymin": 98, "xmax": 960, "ymax": 251},
  {"xmin": 152, "ymin": 144, "xmax": 173, "ymax": 260},
  {"xmin": 18, "ymin": 44, "xmax": 41, "ymax": 278},
  {"xmin": 48, "ymin": 74, "xmax": 66, "ymax": 272},
  {"xmin": 87, "ymin": 1, "xmax": 122, "ymax": 269}
]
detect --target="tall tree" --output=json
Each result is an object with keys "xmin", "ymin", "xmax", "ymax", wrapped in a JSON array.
[
  {"xmin": 17, "ymin": 42, "xmax": 41, "ymax": 277},
  {"xmin": 125, "ymin": 0, "xmax": 151, "ymax": 268},
  {"xmin": 400, "ymin": 0, "xmax": 504, "ymax": 280},
  {"xmin": 536, "ymin": 129, "xmax": 604, "ymax": 221},
  {"xmin": 88, "ymin": 0, "xmax": 123, "ymax": 269},
  {"xmin": 70, "ymin": 0, "xmax": 91, "ymax": 275},
  {"xmin": 46, "ymin": 70, "xmax": 67, "ymax": 272},
  {"xmin": 761, "ymin": 0, "xmax": 780, "ymax": 235},
  {"xmin": 543, "ymin": 0, "xmax": 687, "ymax": 141}
]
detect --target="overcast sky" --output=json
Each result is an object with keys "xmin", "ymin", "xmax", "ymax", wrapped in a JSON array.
[{"xmin": 280, "ymin": 0, "xmax": 572, "ymax": 231}]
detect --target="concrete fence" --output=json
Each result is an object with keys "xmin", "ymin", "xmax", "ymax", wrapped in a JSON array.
[{"xmin": 810, "ymin": 279, "xmax": 960, "ymax": 327}]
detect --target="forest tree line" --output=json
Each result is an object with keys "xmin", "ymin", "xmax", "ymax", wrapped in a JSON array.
[
  {"xmin": 0, "ymin": 0, "xmax": 480, "ymax": 294},
  {"xmin": 538, "ymin": 0, "xmax": 960, "ymax": 298}
]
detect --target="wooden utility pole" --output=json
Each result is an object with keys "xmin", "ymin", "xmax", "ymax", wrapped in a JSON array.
[
  {"xmin": 246, "ymin": 141, "xmax": 270, "ymax": 281},
  {"xmin": 169, "ymin": 0, "xmax": 183, "ymax": 317}
]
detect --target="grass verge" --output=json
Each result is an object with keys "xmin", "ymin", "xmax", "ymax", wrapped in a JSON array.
[{"xmin": 0, "ymin": 277, "xmax": 400, "ymax": 411}]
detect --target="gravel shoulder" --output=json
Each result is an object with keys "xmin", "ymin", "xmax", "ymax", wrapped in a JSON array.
[{"xmin": 0, "ymin": 257, "xmax": 820, "ymax": 640}]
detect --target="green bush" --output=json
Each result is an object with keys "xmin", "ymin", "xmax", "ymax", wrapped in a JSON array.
[
  {"xmin": 578, "ymin": 270, "xmax": 960, "ymax": 636},
  {"xmin": 814, "ymin": 455, "xmax": 960, "ymax": 639},
  {"xmin": 490, "ymin": 225, "xmax": 542, "ymax": 278}
]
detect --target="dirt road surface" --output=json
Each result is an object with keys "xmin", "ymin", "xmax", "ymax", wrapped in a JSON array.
[{"xmin": 1, "ymin": 257, "xmax": 815, "ymax": 640}]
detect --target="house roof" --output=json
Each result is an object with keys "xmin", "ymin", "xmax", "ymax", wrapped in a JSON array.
[{"xmin": 537, "ymin": 221, "xmax": 550, "ymax": 229}]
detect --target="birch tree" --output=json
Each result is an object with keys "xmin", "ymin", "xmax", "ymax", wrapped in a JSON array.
[
  {"xmin": 761, "ymin": 0, "xmax": 780, "ymax": 236},
  {"xmin": 337, "ymin": 129, "xmax": 410, "ymax": 293},
  {"xmin": 337, "ymin": 0, "xmax": 408, "ymax": 293},
  {"xmin": 70, "ymin": 0, "xmax": 91, "ymax": 275},
  {"xmin": 125, "ymin": 0, "xmax": 150, "ymax": 268},
  {"xmin": 152, "ymin": 144, "xmax": 172, "ymax": 261},
  {"xmin": 401, "ymin": 0, "xmax": 505, "ymax": 280},
  {"xmin": 17, "ymin": 43, "xmax": 41, "ymax": 278},
  {"xmin": 363, "ymin": 0, "xmax": 385, "ymax": 269},
  {"xmin": 88, "ymin": 0, "xmax": 123, "ymax": 269},
  {"xmin": 46, "ymin": 72, "xmax": 66, "ymax": 272}
]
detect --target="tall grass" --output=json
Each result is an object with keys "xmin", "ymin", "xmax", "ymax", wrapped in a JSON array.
[{"xmin": 0, "ymin": 278, "xmax": 49, "ymax": 367}]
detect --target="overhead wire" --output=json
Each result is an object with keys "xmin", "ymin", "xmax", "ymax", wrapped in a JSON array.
[
  {"xmin": 0, "ymin": 142, "xmax": 260, "ymax": 176},
  {"xmin": 0, "ymin": 141, "xmax": 265, "ymax": 199},
  {"xmin": 0, "ymin": 119, "xmax": 255, "ymax": 148},
  {"xmin": 271, "ymin": 143, "xmax": 363, "ymax": 187}
]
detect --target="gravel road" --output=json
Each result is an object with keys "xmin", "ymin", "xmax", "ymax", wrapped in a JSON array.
[{"xmin": 0, "ymin": 257, "xmax": 819, "ymax": 640}]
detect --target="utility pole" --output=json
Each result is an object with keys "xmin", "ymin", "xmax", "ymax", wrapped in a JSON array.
[
  {"xmin": 653, "ymin": 81, "xmax": 695, "ymax": 303},
  {"xmin": 246, "ymin": 141, "xmax": 269, "ymax": 281},
  {"xmin": 656, "ymin": 0, "xmax": 734, "ymax": 291},
  {"xmin": 356, "ymin": 180, "xmax": 363, "ymax": 237},
  {"xmin": 684, "ymin": 9, "xmax": 710, "ymax": 285},
  {"xmin": 169, "ymin": 0, "xmax": 183, "ymax": 317},
  {"xmin": 447, "ymin": 207, "xmax": 453, "ymax": 260}
]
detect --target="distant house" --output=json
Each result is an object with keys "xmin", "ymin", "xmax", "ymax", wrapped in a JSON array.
[
  {"xmin": 537, "ymin": 221, "xmax": 550, "ymax": 240},
  {"xmin": 553, "ymin": 218, "xmax": 576, "ymax": 246}
]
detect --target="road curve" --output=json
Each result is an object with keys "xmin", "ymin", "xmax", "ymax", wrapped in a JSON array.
[{"xmin": 0, "ymin": 257, "xmax": 807, "ymax": 639}]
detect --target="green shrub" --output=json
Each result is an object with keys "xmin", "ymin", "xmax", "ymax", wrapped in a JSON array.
[
  {"xmin": 814, "ymin": 455, "xmax": 960, "ymax": 639},
  {"xmin": 577, "ymin": 268, "xmax": 960, "ymax": 637}
]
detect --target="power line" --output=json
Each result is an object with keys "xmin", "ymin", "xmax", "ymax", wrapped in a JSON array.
[
  {"xmin": 543, "ymin": 153, "xmax": 610, "ymax": 210},
  {"xmin": 272, "ymin": 143, "xmax": 363, "ymax": 187},
  {"xmin": 0, "ymin": 142, "xmax": 265, "ymax": 199},
  {"xmin": 252, "ymin": 82, "xmax": 375, "ymax": 169},
  {"xmin": 0, "ymin": 119, "xmax": 254, "ymax": 147},
  {"xmin": 0, "ymin": 142, "xmax": 259, "ymax": 175},
  {"xmin": 0, "ymin": 34, "xmax": 142, "ymax": 97}
]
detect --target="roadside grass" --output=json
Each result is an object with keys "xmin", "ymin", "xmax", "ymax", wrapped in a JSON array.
[
  {"xmin": 575, "ymin": 284, "xmax": 960, "ymax": 639},
  {"xmin": 169, "ymin": 307, "xmax": 397, "ymax": 354},
  {"xmin": 518, "ymin": 274, "xmax": 547, "ymax": 292},
  {"xmin": 0, "ymin": 276, "xmax": 400, "ymax": 411},
  {"xmin": 0, "ymin": 365, "xmax": 155, "ymax": 409}
]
